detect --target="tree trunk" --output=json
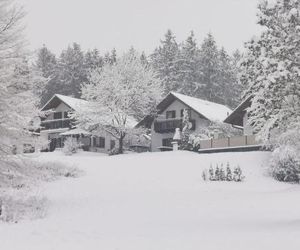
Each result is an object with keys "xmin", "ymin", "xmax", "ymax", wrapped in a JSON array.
[{"xmin": 118, "ymin": 133, "xmax": 125, "ymax": 154}]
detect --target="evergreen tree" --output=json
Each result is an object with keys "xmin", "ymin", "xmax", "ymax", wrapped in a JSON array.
[
  {"xmin": 57, "ymin": 43, "xmax": 88, "ymax": 98},
  {"xmin": 150, "ymin": 29, "xmax": 179, "ymax": 94},
  {"xmin": 36, "ymin": 45, "xmax": 59, "ymax": 106},
  {"xmin": 240, "ymin": 0, "xmax": 300, "ymax": 142},
  {"xmin": 140, "ymin": 51, "xmax": 149, "ymax": 66},
  {"xmin": 177, "ymin": 31, "xmax": 201, "ymax": 96},
  {"xmin": 218, "ymin": 47, "xmax": 242, "ymax": 108},
  {"xmin": 85, "ymin": 48, "xmax": 104, "ymax": 70},
  {"xmin": 104, "ymin": 48, "xmax": 117, "ymax": 65},
  {"xmin": 198, "ymin": 33, "xmax": 220, "ymax": 102}
]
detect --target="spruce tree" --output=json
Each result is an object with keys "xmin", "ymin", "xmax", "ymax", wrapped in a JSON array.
[
  {"xmin": 36, "ymin": 45, "xmax": 59, "ymax": 106},
  {"xmin": 57, "ymin": 43, "xmax": 88, "ymax": 98},
  {"xmin": 177, "ymin": 31, "xmax": 201, "ymax": 96},
  {"xmin": 150, "ymin": 29, "xmax": 179, "ymax": 94},
  {"xmin": 198, "ymin": 33, "xmax": 220, "ymax": 102},
  {"xmin": 240, "ymin": 0, "xmax": 300, "ymax": 142},
  {"xmin": 85, "ymin": 48, "xmax": 104, "ymax": 70}
]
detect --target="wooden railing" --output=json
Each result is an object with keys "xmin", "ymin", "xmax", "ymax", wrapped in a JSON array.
[
  {"xmin": 41, "ymin": 119, "xmax": 73, "ymax": 130},
  {"xmin": 198, "ymin": 135, "xmax": 260, "ymax": 150},
  {"xmin": 154, "ymin": 118, "xmax": 196, "ymax": 133}
]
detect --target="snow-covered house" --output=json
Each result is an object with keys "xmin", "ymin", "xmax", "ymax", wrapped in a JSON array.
[
  {"xmin": 224, "ymin": 97, "xmax": 253, "ymax": 135},
  {"xmin": 137, "ymin": 92, "xmax": 232, "ymax": 152},
  {"xmin": 40, "ymin": 94, "xmax": 117, "ymax": 153}
]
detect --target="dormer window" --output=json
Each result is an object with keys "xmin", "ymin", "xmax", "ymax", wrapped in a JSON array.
[{"xmin": 166, "ymin": 110, "xmax": 176, "ymax": 119}]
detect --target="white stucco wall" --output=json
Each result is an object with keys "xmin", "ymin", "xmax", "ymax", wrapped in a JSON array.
[{"xmin": 243, "ymin": 112, "xmax": 253, "ymax": 135}]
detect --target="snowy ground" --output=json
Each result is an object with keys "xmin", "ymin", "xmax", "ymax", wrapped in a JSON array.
[{"xmin": 1, "ymin": 150, "xmax": 300, "ymax": 250}]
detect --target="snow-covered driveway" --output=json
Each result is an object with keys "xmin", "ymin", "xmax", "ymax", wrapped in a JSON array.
[{"xmin": 1, "ymin": 151, "xmax": 300, "ymax": 250}]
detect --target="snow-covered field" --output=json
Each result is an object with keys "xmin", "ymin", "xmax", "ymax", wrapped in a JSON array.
[{"xmin": 1, "ymin": 150, "xmax": 300, "ymax": 250}]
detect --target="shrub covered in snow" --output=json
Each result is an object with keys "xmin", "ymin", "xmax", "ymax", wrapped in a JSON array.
[
  {"xmin": 269, "ymin": 146, "xmax": 300, "ymax": 183},
  {"xmin": 62, "ymin": 137, "xmax": 82, "ymax": 155},
  {"xmin": 203, "ymin": 163, "xmax": 244, "ymax": 182},
  {"xmin": 0, "ymin": 157, "xmax": 83, "ymax": 222}
]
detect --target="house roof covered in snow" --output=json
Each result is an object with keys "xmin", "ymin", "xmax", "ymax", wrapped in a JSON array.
[
  {"xmin": 41, "ymin": 94, "xmax": 88, "ymax": 111},
  {"xmin": 168, "ymin": 92, "xmax": 232, "ymax": 122},
  {"xmin": 224, "ymin": 97, "xmax": 252, "ymax": 127},
  {"xmin": 136, "ymin": 92, "xmax": 232, "ymax": 128},
  {"xmin": 41, "ymin": 94, "xmax": 138, "ymax": 128}
]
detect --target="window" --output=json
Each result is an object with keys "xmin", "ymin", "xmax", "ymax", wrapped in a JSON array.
[
  {"xmin": 99, "ymin": 137, "xmax": 105, "ymax": 148},
  {"xmin": 64, "ymin": 111, "xmax": 69, "ymax": 118},
  {"xmin": 53, "ymin": 112, "xmax": 62, "ymax": 119},
  {"xmin": 162, "ymin": 138, "xmax": 173, "ymax": 147},
  {"xmin": 94, "ymin": 137, "xmax": 105, "ymax": 148},
  {"xmin": 110, "ymin": 140, "xmax": 116, "ymax": 150},
  {"xmin": 166, "ymin": 110, "xmax": 176, "ymax": 119},
  {"xmin": 180, "ymin": 109, "xmax": 191, "ymax": 118}
]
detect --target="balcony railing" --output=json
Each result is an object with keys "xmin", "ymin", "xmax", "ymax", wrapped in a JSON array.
[
  {"xmin": 154, "ymin": 118, "xmax": 196, "ymax": 133},
  {"xmin": 41, "ymin": 119, "xmax": 73, "ymax": 130}
]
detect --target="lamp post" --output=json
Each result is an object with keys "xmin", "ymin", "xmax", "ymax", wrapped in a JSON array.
[{"xmin": 172, "ymin": 128, "xmax": 181, "ymax": 151}]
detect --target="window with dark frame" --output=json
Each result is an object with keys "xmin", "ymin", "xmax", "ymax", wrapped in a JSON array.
[
  {"xmin": 180, "ymin": 109, "xmax": 191, "ymax": 118},
  {"xmin": 53, "ymin": 112, "xmax": 62, "ymax": 119},
  {"xmin": 166, "ymin": 110, "xmax": 176, "ymax": 119},
  {"xmin": 99, "ymin": 137, "xmax": 105, "ymax": 148},
  {"xmin": 162, "ymin": 138, "xmax": 173, "ymax": 147}
]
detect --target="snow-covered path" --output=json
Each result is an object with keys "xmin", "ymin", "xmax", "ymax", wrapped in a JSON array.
[{"xmin": 1, "ymin": 151, "xmax": 300, "ymax": 250}]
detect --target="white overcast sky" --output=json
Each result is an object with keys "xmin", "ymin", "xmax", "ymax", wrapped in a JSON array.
[{"xmin": 18, "ymin": 0, "xmax": 262, "ymax": 55}]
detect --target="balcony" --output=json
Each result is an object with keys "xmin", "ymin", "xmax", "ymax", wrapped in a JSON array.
[
  {"xmin": 41, "ymin": 119, "xmax": 73, "ymax": 130},
  {"xmin": 154, "ymin": 118, "xmax": 196, "ymax": 134}
]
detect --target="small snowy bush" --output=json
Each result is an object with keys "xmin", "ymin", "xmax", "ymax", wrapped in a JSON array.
[
  {"xmin": 269, "ymin": 146, "xmax": 300, "ymax": 183},
  {"xmin": 203, "ymin": 163, "xmax": 244, "ymax": 182},
  {"xmin": 62, "ymin": 137, "xmax": 82, "ymax": 155}
]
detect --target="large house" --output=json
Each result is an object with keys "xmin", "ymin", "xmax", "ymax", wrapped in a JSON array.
[
  {"xmin": 138, "ymin": 92, "xmax": 232, "ymax": 152},
  {"xmin": 40, "ymin": 94, "xmax": 118, "ymax": 153}
]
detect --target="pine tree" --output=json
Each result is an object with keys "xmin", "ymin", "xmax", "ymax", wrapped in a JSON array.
[
  {"xmin": 198, "ymin": 33, "xmax": 220, "ymax": 102},
  {"xmin": 104, "ymin": 48, "xmax": 117, "ymax": 65},
  {"xmin": 240, "ymin": 0, "xmax": 300, "ymax": 142},
  {"xmin": 36, "ymin": 45, "xmax": 59, "ymax": 106},
  {"xmin": 57, "ymin": 43, "xmax": 88, "ymax": 98},
  {"xmin": 177, "ymin": 31, "xmax": 201, "ymax": 96},
  {"xmin": 150, "ymin": 29, "xmax": 179, "ymax": 94},
  {"xmin": 85, "ymin": 48, "xmax": 104, "ymax": 70},
  {"xmin": 218, "ymin": 47, "xmax": 242, "ymax": 108}
]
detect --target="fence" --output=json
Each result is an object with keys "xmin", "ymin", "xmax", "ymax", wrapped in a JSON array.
[{"xmin": 198, "ymin": 135, "xmax": 260, "ymax": 150}]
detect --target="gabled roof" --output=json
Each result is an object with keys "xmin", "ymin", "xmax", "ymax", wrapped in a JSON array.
[
  {"xmin": 169, "ymin": 92, "xmax": 232, "ymax": 122},
  {"xmin": 41, "ymin": 94, "xmax": 138, "ymax": 128},
  {"xmin": 224, "ymin": 97, "xmax": 252, "ymax": 127},
  {"xmin": 136, "ymin": 92, "xmax": 232, "ymax": 128},
  {"xmin": 41, "ymin": 94, "xmax": 88, "ymax": 111}
]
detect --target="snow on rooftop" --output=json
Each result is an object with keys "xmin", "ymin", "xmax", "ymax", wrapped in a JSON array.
[
  {"xmin": 54, "ymin": 94, "xmax": 138, "ymax": 128},
  {"xmin": 171, "ymin": 92, "xmax": 232, "ymax": 122},
  {"xmin": 55, "ymin": 94, "xmax": 88, "ymax": 110}
]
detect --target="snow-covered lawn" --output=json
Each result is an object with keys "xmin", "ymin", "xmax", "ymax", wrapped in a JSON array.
[{"xmin": 1, "ymin": 151, "xmax": 300, "ymax": 250}]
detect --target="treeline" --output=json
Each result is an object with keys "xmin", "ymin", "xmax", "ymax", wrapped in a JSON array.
[{"xmin": 37, "ymin": 30, "xmax": 243, "ymax": 108}]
